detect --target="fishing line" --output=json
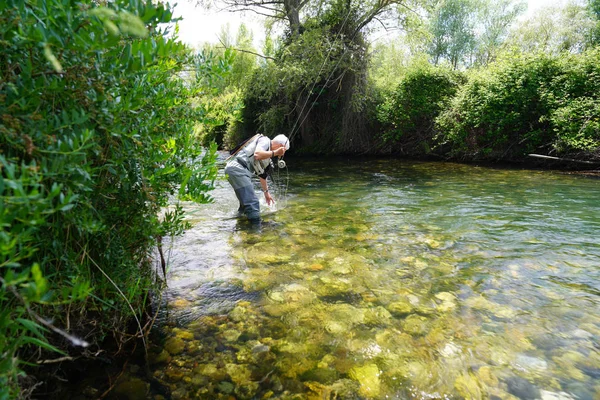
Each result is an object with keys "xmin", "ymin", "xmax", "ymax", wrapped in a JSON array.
[
  {"xmin": 288, "ymin": 43, "xmax": 354, "ymax": 144},
  {"xmin": 261, "ymin": 7, "xmax": 355, "ymax": 209},
  {"xmin": 287, "ymin": 6, "xmax": 355, "ymax": 144},
  {"xmin": 267, "ymin": 7, "xmax": 355, "ymax": 206}
]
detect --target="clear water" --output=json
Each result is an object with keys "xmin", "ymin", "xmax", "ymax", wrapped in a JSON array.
[{"xmin": 149, "ymin": 156, "xmax": 600, "ymax": 399}]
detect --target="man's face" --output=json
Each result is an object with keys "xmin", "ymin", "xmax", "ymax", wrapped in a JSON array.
[{"xmin": 273, "ymin": 142, "xmax": 287, "ymax": 155}]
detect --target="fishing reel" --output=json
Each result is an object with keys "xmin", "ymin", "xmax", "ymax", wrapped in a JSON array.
[{"xmin": 277, "ymin": 158, "xmax": 286, "ymax": 169}]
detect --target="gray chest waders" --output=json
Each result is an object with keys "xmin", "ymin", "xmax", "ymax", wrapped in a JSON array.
[{"xmin": 224, "ymin": 136, "xmax": 270, "ymax": 221}]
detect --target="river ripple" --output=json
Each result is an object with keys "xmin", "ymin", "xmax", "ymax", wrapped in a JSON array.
[{"xmin": 149, "ymin": 156, "xmax": 600, "ymax": 400}]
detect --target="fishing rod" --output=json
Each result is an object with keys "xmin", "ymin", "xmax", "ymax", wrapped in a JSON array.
[
  {"xmin": 267, "ymin": 8, "xmax": 356, "ymax": 206},
  {"xmin": 286, "ymin": 8, "xmax": 355, "ymax": 143}
]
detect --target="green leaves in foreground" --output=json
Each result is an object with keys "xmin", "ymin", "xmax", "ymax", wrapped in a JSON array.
[{"xmin": 1, "ymin": 0, "xmax": 224, "ymax": 396}]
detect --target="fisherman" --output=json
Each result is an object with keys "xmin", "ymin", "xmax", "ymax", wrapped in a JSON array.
[{"xmin": 224, "ymin": 134, "xmax": 290, "ymax": 222}]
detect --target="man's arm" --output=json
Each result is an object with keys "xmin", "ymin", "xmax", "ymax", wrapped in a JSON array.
[
  {"xmin": 255, "ymin": 147, "xmax": 285, "ymax": 160},
  {"xmin": 260, "ymin": 177, "xmax": 274, "ymax": 205}
]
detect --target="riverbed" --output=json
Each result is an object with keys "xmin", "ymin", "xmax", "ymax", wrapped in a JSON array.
[{"xmin": 143, "ymin": 156, "xmax": 600, "ymax": 399}]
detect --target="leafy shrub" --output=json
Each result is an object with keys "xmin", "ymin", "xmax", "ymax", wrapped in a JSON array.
[
  {"xmin": 436, "ymin": 49, "xmax": 600, "ymax": 160},
  {"xmin": 0, "ymin": 0, "xmax": 222, "ymax": 396},
  {"xmin": 195, "ymin": 88, "xmax": 245, "ymax": 147},
  {"xmin": 546, "ymin": 48, "xmax": 600, "ymax": 155},
  {"xmin": 378, "ymin": 64, "xmax": 464, "ymax": 155}
]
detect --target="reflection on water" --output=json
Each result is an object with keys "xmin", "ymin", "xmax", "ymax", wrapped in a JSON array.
[{"xmin": 150, "ymin": 156, "xmax": 600, "ymax": 399}]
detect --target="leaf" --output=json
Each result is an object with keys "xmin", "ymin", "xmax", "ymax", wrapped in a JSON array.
[
  {"xmin": 20, "ymin": 336, "xmax": 66, "ymax": 355},
  {"xmin": 16, "ymin": 318, "xmax": 48, "ymax": 339},
  {"xmin": 31, "ymin": 263, "xmax": 48, "ymax": 296}
]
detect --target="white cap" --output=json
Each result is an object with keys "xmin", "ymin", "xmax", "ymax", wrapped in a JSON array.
[{"xmin": 272, "ymin": 134, "xmax": 290, "ymax": 150}]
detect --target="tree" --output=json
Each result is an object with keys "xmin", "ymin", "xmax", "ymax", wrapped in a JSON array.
[
  {"xmin": 474, "ymin": 0, "xmax": 525, "ymax": 65},
  {"xmin": 200, "ymin": 0, "xmax": 427, "ymax": 153},
  {"xmin": 506, "ymin": 0, "xmax": 596, "ymax": 54},
  {"xmin": 428, "ymin": 0, "xmax": 478, "ymax": 69},
  {"xmin": 589, "ymin": 0, "xmax": 600, "ymax": 45}
]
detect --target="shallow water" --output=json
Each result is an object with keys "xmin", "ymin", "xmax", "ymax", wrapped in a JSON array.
[{"xmin": 149, "ymin": 156, "xmax": 600, "ymax": 399}]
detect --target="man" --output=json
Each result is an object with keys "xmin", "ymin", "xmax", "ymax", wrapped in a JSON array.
[{"xmin": 224, "ymin": 134, "xmax": 290, "ymax": 222}]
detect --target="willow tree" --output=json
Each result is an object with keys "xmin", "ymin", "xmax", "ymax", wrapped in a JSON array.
[{"xmin": 201, "ymin": 0, "xmax": 422, "ymax": 153}]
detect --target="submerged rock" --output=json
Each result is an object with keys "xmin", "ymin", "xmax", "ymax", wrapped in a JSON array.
[
  {"xmin": 225, "ymin": 363, "xmax": 252, "ymax": 385},
  {"xmin": 514, "ymin": 354, "xmax": 548, "ymax": 372},
  {"xmin": 505, "ymin": 376, "xmax": 540, "ymax": 400},
  {"xmin": 402, "ymin": 315, "xmax": 430, "ymax": 336},
  {"xmin": 164, "ymin": 337, "xmax": 185, "ymax": 355},
  {"xmin": 540, "ymin": 390, "xmax": 577, "ymax": 400},
  {"xmin": 454, "ymin": 372, "xmax": 483, "ymax": 399},
  {"xmin": 364, "ymin": 306, "xmax": 393, "ymax": 325},
  {"xmin": 300, "ymin": 367, "xmax": 339, "ymax": 384},
  {"xmin": 387, "ymin": 299, "xmax": 414, "ymax": 317},
  {"xmin": 349, "ymin": 363, "xmax": 381, "ymax": 398},
  {"xmin": 113, "ymin": 377, "xmax": 149, "ymax": 400},
  {"xmin": 149, "ymin": 349, "xmax": 170, "ymax": 365}
]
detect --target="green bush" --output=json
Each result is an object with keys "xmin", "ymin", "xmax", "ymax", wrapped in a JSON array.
[
  {"xmin": 435, "ymin": 50, "xmax": 600, "ymax": 160},
  {"xmin": 0, "ymin": 0, "xmax": 222, "ymax": 396},
  {"xmin": 377, "ymin": 64, "xmax": 464, "ymax": 155},
  {"xmin": 195, "ymin": 88, "xmax": 245, "ymax": 147},
  {"xmin": 546, "ymin": 48, "xmax": 600, "ymax": 154}
]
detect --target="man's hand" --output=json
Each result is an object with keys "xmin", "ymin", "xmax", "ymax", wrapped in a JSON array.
[
  {"xmin": 265, "ymin": 191, "xmax": 274, "ymax": 206},
  {"xmin": 274, "ymin": 147, "xmax": 286, "ymax": 157}
]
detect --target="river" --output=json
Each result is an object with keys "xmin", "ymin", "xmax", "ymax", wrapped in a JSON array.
[{"xmin": 121, "ymin": 156, "xmax": 600, "ymax": 399}]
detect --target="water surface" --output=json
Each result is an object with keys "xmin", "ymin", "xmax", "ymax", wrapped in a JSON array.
[{"xmin": 151, "ymin": 157, "xmax": 600, "ymax": 399}]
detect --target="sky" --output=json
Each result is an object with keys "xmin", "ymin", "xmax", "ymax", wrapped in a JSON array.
[{"xmin": 169, "ymin": 0, "xmax": 568, "ymax": 49}]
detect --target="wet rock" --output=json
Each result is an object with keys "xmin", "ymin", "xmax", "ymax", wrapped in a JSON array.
[
  {"xmin": 193, "ymin": 363, "xmax": 227, "ymax": 381},
  {"xmin": 514, "ymin": 354, "xmax": 548, "ymax": 372},
  {"xmin": 300, "ymin": 367, "xmax": 339, "ymax": 384},
  {"xmin": 540, "ymin": 390, "xmax": 576, "ymax": 400},
  {"xmin": 364, "ymin": 306, "xmax": 393, "ymax": 325},
  {"xmin": 229, "ymin": 304, "xmax": 249, "ymax": 322},
  {"xmin": 434, "ymin": 292, "xmax": 457, "ymax": 312},
  {"xmin": 217, "ymin": 381, "xmax": 234, "ymax": 394},
  {"xmin": 170, "ymin": 387, "xmax": 189, "ymax": 400},
  {"xmin": 235, "ymin": 381, "xmax": 259, "ymax": 399},
  {"xmin": 173, "ymin": 328, "xmax": 194, "ymax": 340},
  {"xmin": 149, "ymin": 349, "xmax": 170, "ymax": 365},
  {"xmin": 402, "ymin": 315, "xmax": 430, "ymax": 336},
  {"xmin": 222, "ymin": 329, "xmax": 241, "ymax": 342},
  {"xmin": 190, "ymin": 374, "xmax": 208, "ymax": 388},
  {"xmin": 164, "ymin": 366, "xmax": 185, "ymax": 382},
  {"xmin": 505, "ymin": 376, "xmax": 540, "ymax": 400},
  {"xmin": 252, "ymin": 344, "xmax": 270, "ymax": 354},
  {"xmin": 387, "ymin": 299, "xmax": 413, "ymax": 317},
  {"xmin": 476, "ymin": 366, "xmax": 498, "ymax": 387},
  {"xmin": 349, "ymin": 363, "xmax": 381, "ymax": 398},
  {"xmin": 164, "ymin": 337, "xmax": 185, "ymax": 355},
  {"xmin": 329, "ymin": 379, "xmax": 361, "ymax": 398},
  {"xmin": 225, "ymin": 363, "xmax": 252, "ymax": 385},
  {"xmin": 439, "ymin": 342, "xmax": 461, "ymax": 358},
  {"xmin": 454, "ymin": 372, "xmax": 483, "ymax": 399},
  {"xmin": 328, "ymin": 303, "xmax": 365, "ymax": 326},
  {"xmin": 114, "ymin": 377, "xmax": 149, "ymax": 400}
]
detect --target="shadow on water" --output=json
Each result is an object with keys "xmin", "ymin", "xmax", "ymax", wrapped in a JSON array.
[{"xmin": 80, "ymin": 157, "xmax": 600, "ymax": 400}]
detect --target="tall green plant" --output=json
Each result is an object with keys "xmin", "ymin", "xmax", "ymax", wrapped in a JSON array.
[
  {"xmin": 0, "ymin": 0, "xmax": 223, "ymax": 396},
  {"xmin": 377, "ymin": 63, "xmax": 464, "ymax": 155},
  {"xmin": 435, "ymin": 50, "xmax": 600, "ymax": 160}
]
